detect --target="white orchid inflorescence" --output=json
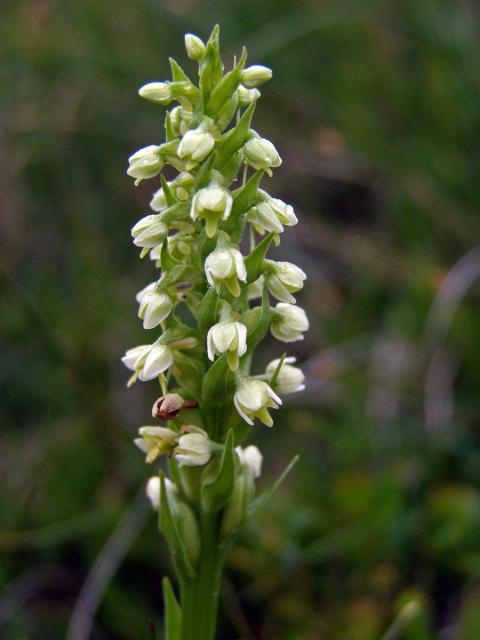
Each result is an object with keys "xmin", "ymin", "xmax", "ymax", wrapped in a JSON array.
[{"xmin": 122, "ymin": 25, "xmax": 308, "ymax": 640}]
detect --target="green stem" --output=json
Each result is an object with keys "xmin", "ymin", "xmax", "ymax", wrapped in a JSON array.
[{"xmin": 180, "ymin": 513, "xmax": 225, "ymax": 640}]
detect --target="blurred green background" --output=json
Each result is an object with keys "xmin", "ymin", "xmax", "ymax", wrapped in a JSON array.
[{"xmin": 2, "ymin": 0, "xmax": 480, "ymax": 638}]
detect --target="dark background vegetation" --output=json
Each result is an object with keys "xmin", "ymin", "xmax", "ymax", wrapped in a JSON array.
[{"xmin": 2, "ymin": 1, "xmax": 480, "ymax": 638}]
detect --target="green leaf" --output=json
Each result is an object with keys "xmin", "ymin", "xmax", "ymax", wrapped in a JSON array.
[
  {"xmin": 205, "ymin": 47, "xmax": 247, "ymax": 116},
  {"xmin": 159, "ymin": 238, "xmax": 178, "ymax": 272},
  {"xmin": 162, "ymin": 576, "xmax": 182, "ymax": 640},
  {"xmin": 196, "ymin": 287, "xmax": 219, "ymax": 334},
  {"xmin": 216, "ymin": 93, "xmax": 240, "ymax": 131},
  {"xmin": 245, "ymin": 283, "xmax": 272, "ymax": 351},
  {"xmin": 199, "ymin": 25, "xmax": 223, "ymax": 98},
  {"xmin": 158, "ymin": 474, "xmax": 195, "ymax": 578},
  {"xmin": 215, "ymin": 101, "xmax": 255, "ymax": 167},
  {"xmin": 244, "ymin": 232, "xmax": 274, "ymax": 282},
  {"xmin": 165, "ymin": 112, "xmax": 176, "ymax": 142},
  {"xmin": 169, "ymin": 57, "xmax": 191, "ymax": 83},
  {"xmin": 194, "ymin": 151, "xmax": 217, "ymax": 190},
  {"xmin": 201, "ymin": 355, "xmax": 232, "ymax": 407},
  {"xmin": 230, "ymin": 170, "xmax": 263, "ymax": 220},
  {"xmin": 171, "ymin": 352, "xmax": 205, "ymax": 400},
  {"xmin": 202, "ymin": 430, "xmax": 236, "ymax": 512},
  {"xmin": 248, "ymin": 455, "xmax": 299, "ymax": 518},
  {"xmin": 161, "ymin": 174, "xmax": 176, "ymax": 207},
  {"xmin": 168, "ymin": 458, "xmax": 182, "ymax": 487}
]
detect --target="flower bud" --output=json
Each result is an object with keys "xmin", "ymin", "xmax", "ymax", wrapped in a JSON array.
[
  {"xmin": 264, "ymin": 260, "xmax": 306, "ymax": 303},
  {"xmin": 220, "ymin": 473, "xmax": 252, "ymax": 539},
  {"xmin": 190, "ymin": 185, "xmax": 233, "ymax": 238},
  {"xmin": 138, "ymin": 289, "xmax": 173, "ymax": 329},
  {"xmin": 138, "ymin": 81, "xmax": 173, "ymax": 105},
  {"xmin": 169, "ymin": 106, "xmax": 193, "ymax": 137},
  {"xmin": 131, "ymin": 215, "xmax": 168, "ymax": 248},
  {"xmin": 237, "ymin": 85, "xmax": 261, "ymax": 106},
  {"xmin": 134, "ymin": 426, "xmax": 178, "ymax": 463},
  {"xmin": 205, "ymin": 247, "xmax": 247, "ymax": 297},
  {"xmin": 127, "ymin": 145, "xmax": 163, "ymax": 183},
  {"xmin": 152, "ymin": 393, "xmax": 198, "ymax": 420},
  {"xmin": 236, "ymin": 445, "xmax": 263, "ymax": 478},
  {"xmin": 248, "ymin": 193, "xmax": 298, "ymax": 236},
  {"xmin": 139, "ymin": 344, "xmax": 174, "ymax": 380},
  {"xmin": 207, "ymin": 321, "xmax": 247, "ymax": 370},
  {"xmin": 270, "ymin": 303, "xmax": 309, "ymax": 343},
  {"xmin": 234, "ymin": 378, "xmax": 281, "ymax": 427},
  {"xmin": 185, "ymin": 33, "xmax": 206, "ymax": 60},
  {"xmin": 240, "ymin": 65, "xmax": 272, "ymax": 87},
  {"xmin": 178, "ymin": 127, "xmax": 215, "ymax": 164},
  {"xmin": 174, "ymin": 427, "xmax": 212, "ymax": 466},
  {"xmin": 146, "ymin": 476, "xmax": 177, "ymax": 510},
  {"xmin": 243, "ymin": 136, "xmax": 281, "ymax": 174},
  {"xmin": 266, "ymin": 356, "xmax": 305, "ymax": 394}
]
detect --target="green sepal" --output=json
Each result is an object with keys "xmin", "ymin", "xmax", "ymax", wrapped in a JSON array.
[
  {"xmin": 215, "ymin": 101, "xmax": 255, "ymax": 167},
  {"xmin": 244, "ymin": 283, "xmax": 271, "ymax": 351},
  {"xmin": 165, "ymin": 112, "xmax": 176, "ymax": 142},
  {"xmin": 169, "ymin": 57, "xmax": 191, "ymax": 83},
  {"xmin": 168, "ymin": 458, "xmax": 182, "ymax": 488},
  {"xmin": 201, "ymin": 355, "xmax": 233, "ymax": 407},
  {"xmin": 244, "ymin": 232, "xmax": 274, "ymax": 282},
  {"xmin": 161, "ymin": 174, "xmax": 177, "ymax": 207},
  {"xmin": 159, "ymin": 139, "xmax": 180, "ymax": 156},
  {"xmin": 194, "ymin": 151, "xmax": 217, "ymax": 190},
  {"xmin": 163, "ymin": 576, "xmax": 182, "ymax": 640},
  {"xmin": 158, "ymin": 473, "xmax": 196, "ymax": 578},
  {"xmin": 199, "ymin": 25, "xmax": 223, "ymax": 98},
  {"xmin": 205, "ymin": 47, "xmax": 247, "ymax": 116},
  {"xmin": 171, "ymin": 352, "xmax": 205, "ymax": 400},
  {"xmin": 201, "ymin": 429, "xmax": 236, "ymax": 512},
  {"xmin": 196, "ymin": 287, "xmax": 219, "ymax": 334},
  {"xmin": 159, "ymin": 238, "xmax": 179, "ymax": 272}
]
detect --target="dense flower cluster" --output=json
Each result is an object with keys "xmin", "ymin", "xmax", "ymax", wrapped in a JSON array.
[{"xmin": 122, "ymin": 28, "xmax": 308, "ymax": 608}]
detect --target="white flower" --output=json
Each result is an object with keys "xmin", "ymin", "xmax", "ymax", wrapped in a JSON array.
[
  {"xmin": 241, "ymin": 65, "xmax": 272, "ymax": 87},
  {"xmin": 270, "ymin": 303, "xmax": 309, "ymax": 342},
  {"xmin": 264, "ymin": 260, "xmax": 306, "ymax": 303},
  {"xmin": 207, "ymin": 321, "xmax": 247, "ymax": 370},
  {"xmin": 185, "ymin": 33, "xmax": 205, "ymax": 60},
  {"xmin": 174, "ymin": 428, "xmax": 212, "ymax": 466},
  {"xmin": 138, "ymin": 290, "xmax": 173, "ymax": 329},
  {"xmin": 266, "ymin": 356, "xmax": 305, "ymax": 394},
  {"xmin": 178, "ymin": 127, "xmax": 215, "ymax": 163},
  {"xmin": 145, "ymin": 476, "xmax": 177, "ymax": 510},
  {"xmin": 234, "ymin": 378, "xmax": 281, "ymax": 427},
  {"xmin": 243, "ymin": 137, "xmax": 281, "ymax": 175},
  {"xmin": 205, "ymin": 247, "xmax": 247, "ymax": 297},
  {"xmin": 131, "ymin": 215, "xmax": 168, "ymax": 248},
  {"xmin": 138, "ymin": 82, "xmax": 173, "ymax": 105},
  {"xmin": 235, "ymin": 445, "xmax": 263, "ymax": 478},
  {"xmin": 139, "ymin": 345, "xmax": 174, "ymax": 381},
  {"xmin": 169, "ymin": 106, "xmax": 193, "ymax": 137},
  {"xmin": 150, "ymin": 187, "xmax": 168, "ymax": 212},
  {"xmin": 121, "ymin": 344, "xmax": 151, "ymax": 371},
  {"xmin": 237, "ymin": 85, "xmax": 261, "ymax": 106},
  {"xmin": 190, "ymin": 185, "xmax": 233, "ymax": 238},
  {"xmin": 134, "ymin": 426, "xmax": 178, "ymax": 463},
  {"xmin": 127, "ymin": 145, "xmax": 163, "ymax": 183},
  {"xmin": 248, "ymin": 194, "xmax": 297, "ymax": 236}
]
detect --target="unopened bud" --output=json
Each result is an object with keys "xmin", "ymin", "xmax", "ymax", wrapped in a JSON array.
[
  {"xmin": 270, "ymin": 303, "xmax": 309, "ymax": 343},
  {"xmin": 138, "ymin": 81, "xmax": 173, "ymax": 105},
  {"xmin": 127, "ymin": 145, "xmax": 163, "ymax": 183},
  {"xmin": 240, "ymin": 65, "xmax": 272, "ymax": 88},
  {"xmin": 152, "ymin": 393, "xmax": 198, "ymax": 420},
  {"xmin": 243, "ymin": 136, "xmax": 281, "ymax": 175},
  {"xmin": 185, "ymin": 33, "xmax": 206, "ymax": 60},
  {"xmin": 266, "ymin": 357, "xmax": 305, "ymax": 394}
]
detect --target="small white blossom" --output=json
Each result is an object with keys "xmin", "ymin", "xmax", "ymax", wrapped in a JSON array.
[
  {"xmin": 266, "ymin": 356, "xmax": 305, "ymax": 394},
  {"xmin": 134, "ymin": 426, "xmax": 178, "ymax": 463},
  {"xmin": 248, "ymin": 194, "xmax": 297, "ymax": 236},
  {"xmin": 138, "ymin": 82, "xmax": 173, "ymax": 105},
  {"xmin": 127, "ymin": 145, "xmax": 163, "ymax": 183},
  {"xmin": 169, "ymin": 106, "xmax": 193, "ymax": 137},
  {"xmin": 270, "ymin": 303, "xmax": 309, "ymax": 343},
  {"xmin": 247, "ymin": 275, "xmax": 264, "ymax": 301},
  {"xmin": 237, "ymin": 85, "xmax": 261, "ymax": 106},
  {"xmin": 234, "ymin": 378, "xmax": 281, "ymax": 427},
  {"xmin": 121, "ymin": 344, "xmax": 151, "ymax": 371},
  {"xmin": 264, "ymin": 260, "xmax": 306, "ymax": 303},
  {"xmin": 235, "ymin": 445, "xmax": 263, "ymax": 478},
  {"xmin": 190, "ymin": 185, "xmax": 233, "ymax": 238},
  {"xmin": 241, "ymin": 65, "xmax": 272, "ymax": 88},
  {"xmin": 131, "ymin": 215, "xmax": 168, "ymax": 248},
  {"xmin": 207, "ymin": 321, "xmax": 248, "ymax": 370},
  {"xmin": 178, "ymin": 127, "xmax": 215, "ymax": 163},
  {"xmin": 138, "ymin": 290, "xmax": 173, "ymax": 329},
  {"xmin": 140, "ymin": 345, "xmax": 174, "ymax": 380},
  {"xmin": 185, "ymin": 33, "xmax": 206, "ymax": 60},
  {"xmin": 243, "ymin": 137, "xmax": 281, "ymax": 175},
  {"xmin": 205, "ymin": 247, "xmax": 247, "ymax": 297},
  {"xmin": 174, "ymin": 428, "xmax": 212, "ymax": 466},
  {"xmin": 145, "ymin": 476, "xmax": 177, "ymax": 510}
]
